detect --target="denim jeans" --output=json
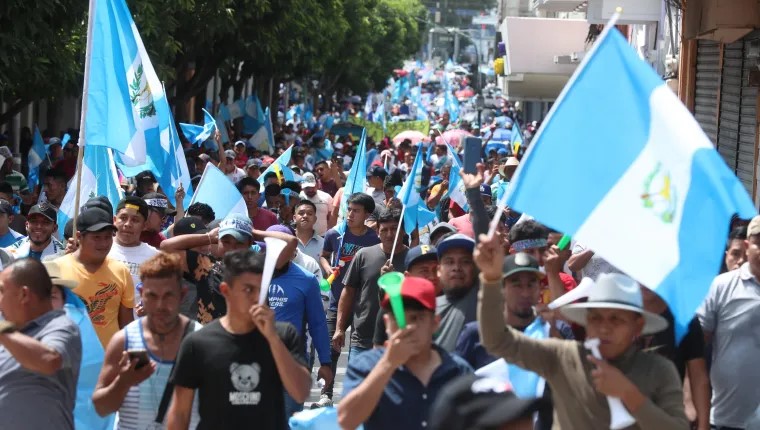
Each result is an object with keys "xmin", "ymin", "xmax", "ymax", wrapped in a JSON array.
[
  {"xmin": 348, "ymin": 345, "xmax": 370, "ymax": 365},
  {"xmin": 284, "ymin": 391, "xmax": 304, "ymax": 425}
]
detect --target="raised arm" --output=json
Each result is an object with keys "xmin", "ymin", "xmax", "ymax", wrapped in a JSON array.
[{"xmin": 475, "ymin": 232, "xmax": 563, "ymax": 378}]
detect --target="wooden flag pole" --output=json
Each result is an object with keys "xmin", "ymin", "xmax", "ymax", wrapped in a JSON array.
[{"xmin": 72, "ymin": 0, "xmax": 97, "ymax": 233}]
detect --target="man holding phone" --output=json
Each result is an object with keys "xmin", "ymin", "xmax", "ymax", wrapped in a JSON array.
[{"xmin": 92, "ymin": 252, "xmax": 202, "ymax": 429}]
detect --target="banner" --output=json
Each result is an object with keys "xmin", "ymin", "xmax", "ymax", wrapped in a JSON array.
[{"xmin": 348, "ymin": 118, "xmax": 429, "ymax": 142}]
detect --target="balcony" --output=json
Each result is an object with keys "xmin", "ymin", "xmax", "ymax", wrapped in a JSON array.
[{"xmin": 499, "ymin": 16, "xmax": 589, "ymax": 100}]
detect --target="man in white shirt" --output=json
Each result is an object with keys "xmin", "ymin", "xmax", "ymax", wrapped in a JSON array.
[
  {"xmin": 4, "ymin": 202, "xmax": 65, "ymax": 260},
  {"xmin": 108, "ymin": 197, "xmax": 159, "ymax": 305},
  {"xmin": 221, "ymin": 149, "xmax": 246, "ymax": 184},
  {"xmin": 294, "ymin": 200, "xmax": 325, "ymax": 264},
  {"xmin": 299, "ymin": 172, "xmax": 334, "ymax": 235}
]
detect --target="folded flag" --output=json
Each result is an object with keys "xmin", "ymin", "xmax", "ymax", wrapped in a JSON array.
[
  {"xmin": 506, "ymin": 24, "xmax": 756, "ymax": 342},
  {"xmin": 397, "ymin": 145, "xmax": 425, "ymax": 234},
  {"xmin": 335, "ymin": 129, "xmax": 368, "ymax": 235},
  {"xmin": 242, "ymin": 94, "xmax": 266, "ymax": 135},
  {"xmin": 257, "ymin": 145, "xmax": 301, "ymax": 184}
]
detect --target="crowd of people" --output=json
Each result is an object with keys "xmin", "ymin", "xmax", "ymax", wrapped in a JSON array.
[{"xmin": 0, "ymin": 96, "xmax": 757, "ymax": 430}]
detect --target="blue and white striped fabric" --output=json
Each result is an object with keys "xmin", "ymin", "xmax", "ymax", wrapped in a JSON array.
[
  {"xmin": 445, "ymin": 142, "xmax": 469, "ymax": 212},
  {"xmin": 83, "ymin": 0, "xmax": 168, "ymax": 166},
  {"xmin": 410, "ymin": 86, "xmax": 428, "ymax": 121},
  {"xmin": 248, "ymin": 107, "xmax": 275, "ymax": 154},
  {"xmin": 507, "ymin": 25, "xmax": 756, "ymax": 342},
  {"xmin": 57, "ymin": 145, "xmax": 124, "ymax": 237},
  {"xmin": 189, "ymin": 163, "xmax": 247, "ymax": 220},
  {"xmin": 242, "ymin": 94, "xmax": 266, "ymax": 135},
  {"xmin": 257, "ymin": 145, "xmax": 301, "ymax": 184},
  {"xmin": 28, "ymin": 126, "xmax": 47, "ymax": 191}
]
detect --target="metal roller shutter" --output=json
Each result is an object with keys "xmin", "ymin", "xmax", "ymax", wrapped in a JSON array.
[{"xmin": 693, "ymin": 40, "xmax": 721, "ymax": 145}]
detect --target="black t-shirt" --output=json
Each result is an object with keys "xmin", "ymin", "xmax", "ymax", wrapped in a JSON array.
[
  {"xmin": 641, "ymin": 309, "xmax": 704, "ymax": 380},
  {"xmin": 184, "ymin": 250, "xmax": 226, "ymax": 323},
  {"xmin": 170, "ymin": 319, "xmax": 307, "ymax": 430}
]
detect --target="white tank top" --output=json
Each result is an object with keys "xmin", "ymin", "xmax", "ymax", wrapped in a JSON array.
[{"xmin": 118, "ymin": 318, "xmax": 201, "ymax": 430}]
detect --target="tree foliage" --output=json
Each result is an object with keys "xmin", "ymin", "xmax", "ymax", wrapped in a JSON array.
[{"xmin": 0, "ymin": 0, "xmax": 424, "ymax": 125}]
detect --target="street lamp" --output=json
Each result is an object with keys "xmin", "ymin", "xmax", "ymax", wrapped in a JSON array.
[{"xmin": 446, "ymin": 28, "xmax": 480, "ymax": 92}]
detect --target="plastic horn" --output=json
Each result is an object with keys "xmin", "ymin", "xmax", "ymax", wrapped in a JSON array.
[
  {"xmin": 584, "ymin": 338, "xmax": 637, "ymax": 430},
  {"xmin": 319, "ymin": 270, "xmax": 337, "ymax": 293},
  {"xmin": 259, "ymin": 237, "xmax": 288, "ymax": 305},
  {"xmin": 378, "ymin": 272, "xmax": 406, "ymax": 329},
  {"xmin": 548, "ymin": 277, "xmax": 594, "ymax": 310},
  {"xmin": 557, "ymin": 234, "xmax": 571, "ymax": 251}
]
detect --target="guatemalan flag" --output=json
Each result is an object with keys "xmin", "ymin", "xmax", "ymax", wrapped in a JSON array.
[
  {"xmin": 397, "ymin": 145, "xmax": 436, "ymax": 234},
  {"xmin": 83, "ymin": 0, "xmax": 167, "ymax": 166},
  {"xmin": 506, "ymin": 24, "xmax": 756, "ymax": 341},
  {"xmin": 27, "ymin": 126, "xmax": 47, "ymax": 191}
]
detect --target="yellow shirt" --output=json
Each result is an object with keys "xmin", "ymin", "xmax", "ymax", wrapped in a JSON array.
[{"xmin": 56, "ymin": 254, "xmax": 135, "ymax": 347}]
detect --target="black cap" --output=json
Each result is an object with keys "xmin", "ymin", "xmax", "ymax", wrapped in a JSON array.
[
  {"xmin": 115, "ymin": 196, "xmax": 149, "ymax": 220},
  {"xmin": 63, "ymin": 219, "xmax": 74, "ymax": 240},
  {"xmin": 502, "ymin": 252, "xmax": 544, "ymax": 279},
  {"xmin": 366, "ymin": 166, "xmax": 388, "ymax": 179},
  {"xmin": 77, "ymin": 208, "xmax": 117, "ymax": 233},
  {"xmin": 404, "ymin": 244, "xmax": 438, "ymax": 270},
  {"xmin": 0, "ymin": 199, "xmax": 12, "ymax": 215},
  {"xmin": 28, "ymin": 202, "xmax": 57, "ymax": 222},
  {"xmin": 429, "ymin": 374, "xmax": 547, "ymax": 430},
  {"xmin": 174, "ymin": 216, "xmax": 208, "ymax": 236},
  {"xmin": 143, "ymin": 192, "xmax": 176, "ymax": 216},
  {"xmin": 135, "ymin": 170, "xmax": 156, "ymax": 183},
  {"xmin": 83, "ymin": 196, "xmax": 113, "ymax": 215}
]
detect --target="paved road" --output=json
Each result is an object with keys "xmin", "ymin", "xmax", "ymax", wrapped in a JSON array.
[{"xmin": 306, "ymin": 347, "xmax": 349, "ymax": 406}]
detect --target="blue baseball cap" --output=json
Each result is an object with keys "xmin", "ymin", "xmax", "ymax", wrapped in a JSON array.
[
  {"xmin": 404, "ymin": 244, "xmax": 439, "ymax": 269},
  {"xmin": 436, "ymin": 233, "xmax": 476, "ymax": 257},
  {"xmin": 219, "ymin": 213, "xmax": 253, "ymax": 243},
  {"xmin": 480, "ymin": 184, "xmax": 492, "ymax": 197}
]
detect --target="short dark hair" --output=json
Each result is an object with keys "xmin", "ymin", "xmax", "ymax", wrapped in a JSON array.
[
  {"xmin": 314, "ymin": 160, "xmax": 329, "ymax": 169},
  {"xmin": 377, "ymin": 208, "xmax": 401, "ymax": 226},
  {"xmin": 187, "ymin": 203, "xmax": 215, "ymax": 224},
  {"xmin": 485, "ymin": 205, "xmax": 506, "ymax": 224},
  {"xmin": 297, "ymin": 199, "xmax": 317, "ymax": 213},
  {"xmin": 9, "ymin": 259, "xmax": 53, "ymax": 299},
  {"xmin": 0, "ymin": 182, "xmax": 13, "ymax": 197},
  {"xmin": 728, "ymin": 226, "xmax": 748, "ymax": 244},
  {"xmin": 237, "ymin": 177, "xmax": 260, "ymax": 192},
  {"xmin": 281, "ymin": 180, "xmax": 301, "ymax": 194},
  {"xmin": 223, "ymin": 249, "xmax": 265, "ymax": 284},
  {"xmin": 509, "ymin": 219, "xmax": 549, "ymax": 243},
  {"xmin": 347, "ymin": 193, "xmax": 375, "ymax": 214},
  {"xmin": 44, "ymin": 168, "xmax": 68, "ymax": 183}
]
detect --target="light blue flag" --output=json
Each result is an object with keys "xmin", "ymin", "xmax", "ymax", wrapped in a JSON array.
[
  {"xmin": 63, "ymin": 291, "xmax": 115, "ymax": 430},
  {"xmin": 179, "ymin": 108, "xmax": 216, "ymax": 146},
  {"xmin": 510, "ymin": 121, "xmax": 524, "ymax": 155},
  {"xmin": 445, "ymin": 142, "xmax": 469, "ymax": 211},
  {"xmin": 315, "ymin": 139, "xmax": 333, "ymax": 163},
  {"xmin": 219, "ymin": 104, "xmax": 231, "ymax": 122},
  {"xmin": 242, "ymin": 94, "xmax": 266, "ymax": 135},
  {"xmin": 425, "ymin": 140, "xmax": 435, "ymax": 164},
  {"xmin": 28, "ymin": 126, "xmax": 47, "ymax": 190},
  {"xmin": 214, "ymin": 112, "xmax": 229, "ymax": 146},
  {"xmin": 189, "ymin": 163, "xmax": 247, "ymax": 219},
  {"xmin": 397, "ymin": 145, "xmax": 425, "ymax": 234},
  {"xmin": 373, "ymin": 100, "xmax": 384, "ymax": 125},
  {"xmin": 444, "ymin": 75, "xmax": 460, "ymax": 123},
  {"xmin": 57, "ymin": 145, "xmax": 124, "ymax": 237},
  {"xmin": 83, "ymin": 0, "xmax": 168, "ymax": 166},
  {"xmin": 249, "ymin": 107, "xmax": 275, "ymax": 154},
  {"xmin": 156, "ymin": 99, "xmax": 194, "ymax": 208},
  {"xmin": 61, "ymin": 133, "xmax": 71, "ymax": 146},
  {"xmin": 364, "ymin": 93, "xmax": 374, "ymax": 119},
  {"xmin": 507, "ymin": 24, "xmax": 756, "ymax": 342},
  {"xmin": 257, "ymin": 145, "xmax": 301, "ymax": 184},
  {"xmin": 410, "ymin": 86, "xmax": 428, "ymax": 121},
  {"xmin": 335, "ymin": 129, "xmax": 368, "ymax": 236}
]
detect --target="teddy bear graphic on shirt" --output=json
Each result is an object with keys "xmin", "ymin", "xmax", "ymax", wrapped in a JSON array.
[{"xmin": 229, "ymin": 362, "xmax": 262, "ymax": 406}]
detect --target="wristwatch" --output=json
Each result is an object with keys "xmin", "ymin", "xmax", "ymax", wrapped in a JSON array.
[{"xmin": 0, "ymin": 321, "xmax": 17, "ymax": 334}]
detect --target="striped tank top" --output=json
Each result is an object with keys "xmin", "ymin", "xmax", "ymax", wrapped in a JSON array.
[{"xmin": 118, "ymin": 318, "xmax": 201, "ymax": 430}]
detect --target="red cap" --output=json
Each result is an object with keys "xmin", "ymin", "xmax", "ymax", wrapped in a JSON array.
[{"xmin": 381, "ymin": 276, "xmax": 436, "ymax": 311}]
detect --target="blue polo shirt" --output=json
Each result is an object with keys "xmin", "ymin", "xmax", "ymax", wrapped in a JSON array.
[{"xmin": 342, "ymin": 344, "xmax": 472, "ymax": 430}]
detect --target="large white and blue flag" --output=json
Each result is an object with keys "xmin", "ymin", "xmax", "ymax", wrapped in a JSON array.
[
  {"xmin": 189, "ymin": 163, "xmax": 247, "ymax": 220},
  {"xmin": 445, "ymin": 142, "xmax": 469, "ymax": 212},
  {"xmin": 507, "ymin": 24, "xmax": 756, "ymax": 341},
  {"xmin": 83, "ymin": 0, "xmax": 168, "ymax": 166},
  {"xmin": 57, "ymin": 146, "xmax": 124, "ymax": 236},
  {"xmin": 179, "ymin": 108, "xmax": 216, "ymax": 146},
  {"xmin": 28, "ymin": 126, "xmax": 47, "ymax": 191}
]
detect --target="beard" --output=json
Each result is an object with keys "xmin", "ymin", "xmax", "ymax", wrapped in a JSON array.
[{"xmin": 30, "ymin": 236, "xmax": 50, "ymax": 247}]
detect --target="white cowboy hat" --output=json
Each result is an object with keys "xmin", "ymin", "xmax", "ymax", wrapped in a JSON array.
[{"xmin": 559, "ymin": 273, "xmax": 668, "ymax": 335}]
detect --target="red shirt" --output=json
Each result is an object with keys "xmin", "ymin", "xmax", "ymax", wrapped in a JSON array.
[
  {"xmin": 540, "ymin": 272, "xmax": 577, "ymax": 305},
  {"xmin": 250, "ymin": 208, "xmax": 278, "ymax": 231},
  {"xmin": 449, "ymin": 214, "xmax": 475, "ymax": 239},
  {"xmin": 234, "ymin": 153, "xmax": 248, "ymax": 169},
  {"xmin": 140, "ymin": 230, "xmax": 166, "ymax": 249}
]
